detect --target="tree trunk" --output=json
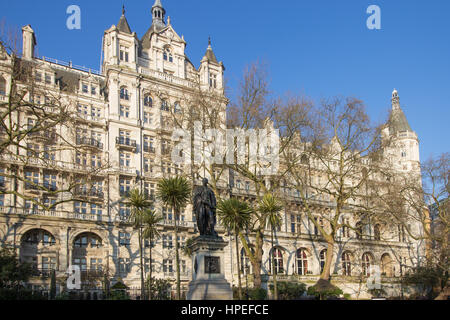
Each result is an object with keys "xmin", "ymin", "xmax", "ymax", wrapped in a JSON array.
[
  {"xmin": 271, "ymin": 228, "xmax": 278, "ymax": 300},
  {"xmin": 139, "ymin": 228, "xmax": 145, "ymax": 300},
  {"xmin": 320, "ymin": 240, "xmax": 335, "ymax": 281},
  {"xmin": 149, "ymin": 234, "xmax": 153, "ymax": 300},
  {"xmin": 235, "ymin": 226, "xmax": 242, "ymax": 300},
  {"xmin": 174, "ymin": 206, "xmax": 181, "ymax": 300}
]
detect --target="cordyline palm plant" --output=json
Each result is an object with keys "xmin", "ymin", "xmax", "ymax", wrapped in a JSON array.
[
  {"xmin": 142, "ymin": 209, "xmax": 163, "ymax": 300},
  {"xmin": 156, "ymin": 176, "xmax": 191, "ymax": 300},
  {"xmin": 259, "ymin": 193, "xmax": 283, "ymax": 300},
  {"xmin": 126, "ymin": 188, "xmax": 154, "ymax": 300},
  {"xmin": 217, "ymin": 198, "xmax": 253, "ymax": 300}
]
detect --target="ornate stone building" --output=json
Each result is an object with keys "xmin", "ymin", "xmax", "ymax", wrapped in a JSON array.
[{"xmin": 0, "ymin": 1, "xmax": 424, "ymax": 299}]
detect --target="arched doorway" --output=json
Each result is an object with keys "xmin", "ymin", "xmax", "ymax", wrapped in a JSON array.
[{"xmin": 381, "ymin": 253, "xmax": 393, "ymax": 277}]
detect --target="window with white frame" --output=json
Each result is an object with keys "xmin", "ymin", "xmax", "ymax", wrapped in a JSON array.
[
  {"xmin": 120, "ymin": 87, "xmax": 129, "ymax": 100},
  {"xmin": 320, "ymin": 249, "xmax": 327, "ymax": 273},
  {"xmin": 119, "ymin": 178, "xmax": 131, "ymax": 196},
  {"xmin": 163, "ymin": 259, "xmax": 173, "ymax": 273},
  {"xmin": 361, "ymin": 252, "xmax": 372, "ymax": 276},
  {"xmin": 290, "ymin": 214, "xmax": 302, "ymax": 234},
  {"xmin": 271, "ymin": 248, "xmax": 284, "ymax": 275},
  {"xmin": 120, "ymin": 105, "xmax": 130, "ymax": 118},
  {"xmin": 342, "ymin": 251, "xmax": 352, "ymax": 276},
  {"xmin": 296, "ymin": 248, "xmax": 308, "ymax": 275},
  {"xmin": 120, "ymin": 152, "xmax": 131, "ymax": 167},
  {"xmin": 162, "ymin": 234, "xmax": 173, "ymax": 249},
  {"xmin": 119, "ymin": 232, "xmax": 131, "ymax": 247},
  {"xmin": 119, "ymin": 46, "xmax": 129, "ymax": 62}
]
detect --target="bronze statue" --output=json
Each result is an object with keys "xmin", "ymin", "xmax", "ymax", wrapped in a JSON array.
[{"xmin": 193, "ymin": 178, "xmax": 218, "ymax": 237}]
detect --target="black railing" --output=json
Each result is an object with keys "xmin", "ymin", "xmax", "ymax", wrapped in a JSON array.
[
  {"xmin": 116, "ymin": 137, "xmax": 137, "ymax": 148},
  {"xmin": 74, "ymin": 188, "xmax": 104, "ymax": 198},
  {"xmin": 143, "ymin": 145, "xmax": 156, "ymax": 153},
  {"xmin": 76, "ymin": 137, "xmax": 103, "ymax": 149}
]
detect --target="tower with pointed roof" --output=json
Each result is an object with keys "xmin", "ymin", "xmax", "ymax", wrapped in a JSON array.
[
  {"xmin": 383, "ymin": 89, "xmax": 420, "ymax": 173},
  {"xmin": 151, "ymin": 0, "xmax": 166, "ymax": 31}
]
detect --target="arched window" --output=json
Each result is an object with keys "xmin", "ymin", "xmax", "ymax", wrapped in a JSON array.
[
  {"xmin": 319, "ymin": 249, "xmax": 327, "ymax": 273},
  {"xmin": 74, "ymin": 232, "xmax": 102, "ymax": 248},
  {"xmin": 342, "ymin": 251, "xmax": 352, "ymax": 276},
  {"xmin": 296, "ymin": 248, "xmax": 308, "ymax": 275},
  {"xmin": 381, "ymin": 253, "xmax": 393, "ymax": 277},
  {"xmin": 174, "ymin": 101, "xmax": 181, "ymax": 114},
  {"xmin": 22, "ymin": 229, "xmax": 56, "ymax": 246},
  {"xmin": 374, "ymin": 224, "xmax": 381, "ymax": 241},
  {"xmin": 120, "ymin": 87, "xmax": 129, "ymax": 101},
  {"xmin": 144, "ymin": 95, "xmax": 152, "ymax": 107},
  {"xmin": 362, "ymin": 252, "xmax": 372, "ymax": 276},
  {"xmin": 163, "ymin": 47, "xmax": 173, "ymax": 63},
  {"xmin": 271, "ymin": 248, "xmax": 284, "ymax": 275},
  {"xmin": 0, "ymin": 76, "xmax": 6, "ymax": 95}
]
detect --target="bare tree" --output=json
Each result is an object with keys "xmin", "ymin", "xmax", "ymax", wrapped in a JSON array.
[{"xmin": 0, "ymin": 28, "xmax": 110, "ymax": 212}]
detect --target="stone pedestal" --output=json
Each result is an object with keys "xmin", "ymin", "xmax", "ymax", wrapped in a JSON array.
[{"xmin": 187, "ymin": 236, "xmax": 233, "ymax": 300}]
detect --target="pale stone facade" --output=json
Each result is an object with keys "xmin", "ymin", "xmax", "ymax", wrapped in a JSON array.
[{"xmin": 0, "ymin": 1, "xmax": 424, "ymax": 299}]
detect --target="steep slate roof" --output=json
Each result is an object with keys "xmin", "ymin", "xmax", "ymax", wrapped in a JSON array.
[
  {"xmin": 389, "ymin": 107, "xmax": 412, "ymax": 135},
  {"xmin": 55, "ymin": 69, "xmax": 80, "ymax": 93},
  {"xmin": 204, "ymin": 46, "xmax": 218, "ymax": 64},
  {"xmin": 117, "ymin": 14, "xmax": 132, "ymax": 34}
]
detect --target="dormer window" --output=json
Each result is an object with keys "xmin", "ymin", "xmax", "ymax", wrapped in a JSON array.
[
  {"xmin": 144, "ymin": 95, "xmax": 153, "ymax": 107},
  {"xmin": 120, "ymin": 46, "xmax": 129, "ymax": 62},
  {"xmin": 120, "ymin": 87, "xmax": 129, "ymax": 100},
  {"xmin": 161, "ymin": 99, "xmax": 169, "ymax": 112},
  {"xmin": 163, "ymin": 47, "xmax": 173, "ymax": 63},
  {"xmin": 82, "ymin": 83, "xmax": 89, "ymax": 94}
]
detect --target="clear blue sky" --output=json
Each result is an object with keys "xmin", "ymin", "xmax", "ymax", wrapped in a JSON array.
[{"xmin": 2, "ymin": 0, "xmax": 449, "ymax": 161}]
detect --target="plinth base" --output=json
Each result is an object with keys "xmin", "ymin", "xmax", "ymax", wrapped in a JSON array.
[{"xmin": 186, "ymin": 236, "xmax": 233, "ymax": 300}]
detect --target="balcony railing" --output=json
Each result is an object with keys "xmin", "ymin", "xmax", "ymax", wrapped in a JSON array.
[
  {"xmin": 74, "ymin": 188, "xmax": 104, "ymax": 199},
  {"xmin": 28, "ymin": 130, "xmax": 57, "ymax": 141},
  {"xmin": 143, "ymin": 145, "xmax": 156, "ymax": 153},
  {"xmin": 76, "ymin": 137, "xmax": 103, "ymax": 150},
  {"xmin": 116, "ymin": 137, "xmax": 137, "ymax": 149}
]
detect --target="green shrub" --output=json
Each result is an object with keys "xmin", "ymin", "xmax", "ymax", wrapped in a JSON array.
[
  {"xmin": 248, "ymin": 287, "xmax": 267, "ymax": 300},
  {"xmin": 269, "ymin": 281, "xmax": 307, "ymax": 300},
  {"xmin": 307, "ymin": 279, "xmax": 343, "ymax": 300}
]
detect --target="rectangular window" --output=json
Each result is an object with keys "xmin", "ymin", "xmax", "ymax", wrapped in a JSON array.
[
  {"xmin": 144, "ymin": 158, "xmax": 154, "ymax": 174},
  {"xmin": 91, "ymin": 86, "xmax": 97, "ymax": 95},
  {"xmin": 25, "ymin": 171, "xmax": 39, "ymax": 190},
  {"xmin": 45, "ymin": 74, "xmax": 52, "ymax": 84},
  {"xmin": 120, "ymin": 152, "xmax": 131, "ymax": 167},
  {"xmin": 290, "ymin": 214, "xmax": 301, "ymax": 234},
  {"xmin": 42, "ymin": 257, "xmax": 56, "ymax": 271},
  {"xmin": 82, "ymin": 83, "xmax": 88, "ymax": 93},
  {"xmin": 90, "ymin": 258, "xmax": 102, "ymax": 271},
  {"xmin": 73, "ymin": 258, "xmax": 87, "ymax": 271},
  {"xmin": 119, "ymin": 178, "xmax": 131, "ymax": 196},
  {"xmin": 119, "ymin": 203, "xmax": 131, "ymax": 220},
  {"xmin": 119, "ymin": 232, "xmax": 131, "ymax": 247},
  {"xmin": 43, "ymin": 173, "xmax": 57, "ymax": 191},
  {"xmin": 90, "ymin": 203, "xmax": 103, "ymax": 216},
  {"xmin": 77, "ymin": 104, "xmax": 89, "ymax": 118},
  {"xmin": 120, "ymin": 105, "xmax": 130, "ymax": 118},
  {"xmin": 74, "ymin": 202, "xmax": 88, "ymax": 214},
  {"xmin": 163, "ymin": 259, "xmax": 173, "ymax": 273},
  {"xmin": 162, "ymin": 235, "xmax": 173, "ymax": 249},
  {"xmin": 35, "ymin": 72, "xmax": 42, "ymax": 83},
  {"xmin": 91, "ymin": 106, "xmax": 101, "ymax": 120}
]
